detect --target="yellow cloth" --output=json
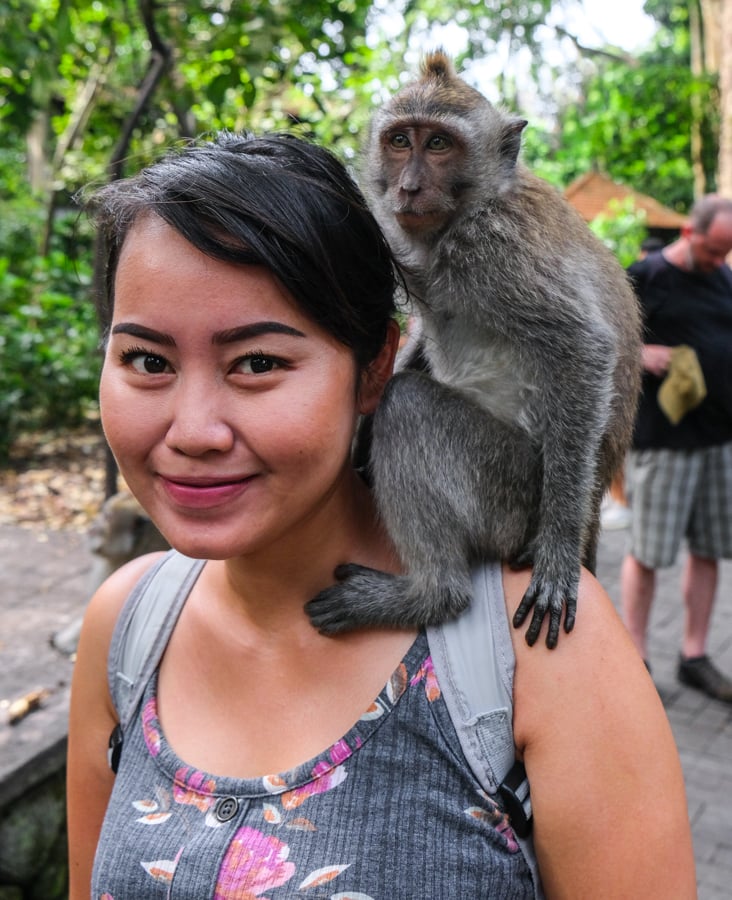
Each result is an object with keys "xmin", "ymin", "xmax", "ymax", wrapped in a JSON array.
[{"xmin": 657, "ymin": 345, "xmax": 707, "ymax": 425}]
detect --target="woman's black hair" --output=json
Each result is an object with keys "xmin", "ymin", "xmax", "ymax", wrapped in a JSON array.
[{"xmin": 84, "ymin": 132, "xmax": 400, "ymax": 368}]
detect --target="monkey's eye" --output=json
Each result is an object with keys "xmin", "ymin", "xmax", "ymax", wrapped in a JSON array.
[
  {"xmin": 427, "ymin": 134, "xmax": 452, "ymax": 151},
  {"xmin": 389, "ymin": 133, "xmax": 411, "ymax": 149}
]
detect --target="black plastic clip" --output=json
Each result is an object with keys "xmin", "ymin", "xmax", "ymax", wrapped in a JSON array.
[
  {"xmin": 108, "ymin": 723, "xmax": 123, "ymax": 774},
  {"xmin": 497, "ymin": 760, "xmax": 533, "ymax": 839}
]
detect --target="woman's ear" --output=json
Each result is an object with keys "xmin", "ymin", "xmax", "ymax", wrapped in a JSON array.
[{"xmin": 357, "ymin": 319, "xmax": 401, "ymax": 415}]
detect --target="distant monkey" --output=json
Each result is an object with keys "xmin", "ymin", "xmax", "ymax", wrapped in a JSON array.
[
  {"xmin": 87, "ymin": 490, "xmax": 169, "ymax": 592},
  {"xmin": 53, "ymin": 491, "xmax": 169, "ymax": 657},
  {"xmin": 306, "ymin": 52, "xmax": 642, "ymax": 647}
]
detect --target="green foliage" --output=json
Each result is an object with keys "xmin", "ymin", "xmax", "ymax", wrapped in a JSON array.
[
  {"xmin": 0, "ymin": 250, "xmax": 100, "ymax": 461},
  {"xmin": 0, "ymin": 0, "xmax": 378, "ymax": 458},
  {"xmin": 522, "ymin": 3, "xmax": 714, "ymax": 211},
  {"xmin": 588, "ymin": 198, "xmax": 648, "ymax": 267}
]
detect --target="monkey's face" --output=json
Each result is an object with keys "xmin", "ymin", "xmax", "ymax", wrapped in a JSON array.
[{"xmin": 375, "ymin": 122, "xmax": 468, "ymax": 237}]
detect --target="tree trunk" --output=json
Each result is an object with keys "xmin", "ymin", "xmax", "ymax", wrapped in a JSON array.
[
  {"xmin": 718, "ymin": 0, "xmax": 732, "ymax": 195},
  {"xmin": 690, "ymin": 0, "xmax": 711, "ymax": 196},
  {"xmin": 26, "ymin": 114, "xmax": 50, "ymax": 196}
]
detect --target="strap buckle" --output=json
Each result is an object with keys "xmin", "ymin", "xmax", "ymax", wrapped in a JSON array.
[{"xmin": 497, "ymin": 760, "xmax": 533, "ymax": 839}]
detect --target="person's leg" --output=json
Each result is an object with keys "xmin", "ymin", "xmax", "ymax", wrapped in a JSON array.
[
  {"xmin": 621, "ymin": 449, "xmax": 693, "ymax": 663},
  {"xmin": 620, "ymin": 554, "xmax": 656, "ymax": 661},
  {"xmin": 679, "ymin": 444, "xmax": 732, "ymax": 702},
  {"xmin": 609, "ymin": 469, "xmax": 628, "ymax": 506},
  {"xmin": 680, "ymin": 553, "xmax": 717, "ymax": 659},
  {"xmin": 677, "ymin": 556, "xmax": 732, "ymax": 698}
]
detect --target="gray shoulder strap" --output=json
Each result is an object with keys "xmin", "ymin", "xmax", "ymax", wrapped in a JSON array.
[
  {"xmin": 427, "ymin": 562, "xmax": 542, "ymax": 898},
  {"xmin": 108, "ymin": 550, "xmax": 206, "ymax": 730},
  {"xmin": 426, "ymin": 562, "xmax": 516, "ymax": 791}
]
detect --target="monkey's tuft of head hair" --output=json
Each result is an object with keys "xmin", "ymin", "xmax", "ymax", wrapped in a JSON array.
[
  {"xmin": 420, "ymin": 49, "xmax": 455, "ymax": 80},
  {"xmin": 391, "ymin": 50, "xmax": 489, "ymax": 120}
]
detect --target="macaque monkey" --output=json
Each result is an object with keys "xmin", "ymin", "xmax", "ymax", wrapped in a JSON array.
[
  {"xmin": 86, "ymin": 489, "xmax": 169, "ymax": 590},
  {"xmin": 306, "ymin": 52, "xmax": 642, "ymax": 647},
  {"xmin": 53, "ymin": 491, "xmax": 169, "ymax": 656}
]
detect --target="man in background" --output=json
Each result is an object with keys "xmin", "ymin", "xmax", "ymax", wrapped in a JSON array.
[{"xmin": 620, "ymin": 195, "xmax": 732, "ymax": 703}]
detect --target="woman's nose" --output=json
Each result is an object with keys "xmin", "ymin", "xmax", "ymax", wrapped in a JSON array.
[{"xmin": 164, "ymin": 381, "xmax": 235, "ymax": 456}]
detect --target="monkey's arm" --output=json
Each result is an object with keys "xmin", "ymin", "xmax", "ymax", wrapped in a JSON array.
[{"xmin": 507, "ymin": 566, "xmax": 696, "ymax": 898}]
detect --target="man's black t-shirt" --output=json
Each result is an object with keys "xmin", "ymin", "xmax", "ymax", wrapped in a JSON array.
[{"xmin": 629, "ymin": 251, "xmax": 732, "ymax": 450}]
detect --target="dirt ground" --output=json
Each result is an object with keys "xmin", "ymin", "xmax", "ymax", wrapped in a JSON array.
[{"xmin": 0, "ymin": 424, "xmax": 108, "ymax": 533}]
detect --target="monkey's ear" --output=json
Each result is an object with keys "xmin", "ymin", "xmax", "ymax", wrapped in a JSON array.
[
  {"xmin": 499, "ymin": 117, "xmax": 528, "ymax": 165},
  {"xmin": 357, "ymin": 319, "xmax": 401, "ymax": 415}
]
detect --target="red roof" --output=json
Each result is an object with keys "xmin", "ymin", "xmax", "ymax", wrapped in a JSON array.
[{"xmin": 564, "ymin": 172, "xmax": 686, "ymax": 228}]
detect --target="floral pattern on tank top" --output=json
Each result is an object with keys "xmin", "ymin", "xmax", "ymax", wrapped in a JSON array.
[{"xmin": 95, "ymin": 635, "xmax": 525, "ymax": 899}]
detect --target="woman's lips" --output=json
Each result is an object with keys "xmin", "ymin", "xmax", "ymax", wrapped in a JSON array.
[{"xmin": 159, "ymin": 475, "xmax": 254, "ymax": 509}]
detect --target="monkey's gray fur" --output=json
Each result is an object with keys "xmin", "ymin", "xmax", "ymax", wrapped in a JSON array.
[{"xmin": 307, "ymin": 51, "xmax": 642, "ymax": 647}]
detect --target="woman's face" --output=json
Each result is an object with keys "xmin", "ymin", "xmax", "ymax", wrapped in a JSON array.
[{"xmin": 100, "ymin": 215, "xmax": 392, "ymax": 562}]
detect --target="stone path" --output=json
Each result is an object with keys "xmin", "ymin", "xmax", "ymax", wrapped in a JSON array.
[{"xmin": 1, "ymin": 522, "xmax": 730, "ymax": 896}]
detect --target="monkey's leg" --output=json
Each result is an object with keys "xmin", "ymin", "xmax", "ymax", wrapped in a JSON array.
[
  {"xmin": 306, "ymin": 371, "xmax": 538, "ymax": 633},
  {"xmin": 510, "ymin": 421, "xmax": 604, "ymax": 648},
  {"xmin": 352, "ymin": 335, "xmax": 431, "ymax": 478}
]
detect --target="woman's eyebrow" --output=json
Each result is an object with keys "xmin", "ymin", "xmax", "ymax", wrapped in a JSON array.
[
  {"xmin": 110, "ymin": 321, "xmax": 307, "ymax": 346},
  {"xmin": 111, "ymin": 323, "xmax": 175, "ymax": 345},
  {"xmin": 212, "ymin": 322, "xmax": 307, "ymax": 344}
]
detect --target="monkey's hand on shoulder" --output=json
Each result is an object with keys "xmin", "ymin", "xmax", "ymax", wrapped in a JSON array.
[{"xmin": 510, "ymin": 549, "xmax": 578, "ymax": 649}]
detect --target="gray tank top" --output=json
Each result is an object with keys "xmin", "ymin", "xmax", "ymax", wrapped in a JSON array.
[{"xmin": 92, "ymin": 573, "xmax": 536, "ymax": 898}]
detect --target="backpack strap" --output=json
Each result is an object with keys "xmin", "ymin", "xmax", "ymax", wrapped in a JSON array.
[
  {"xmin": 106, "ymin": 550, "xmax": 205, "ymax": 770},
  {"xmin": 427, "ymin": 562, "xmax": 541, "ymax": 896}
]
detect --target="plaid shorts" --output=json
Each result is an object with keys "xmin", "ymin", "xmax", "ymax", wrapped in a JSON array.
[{"xmin": 628, "ymin": 443, "xmax": 732, "ymax": 568}]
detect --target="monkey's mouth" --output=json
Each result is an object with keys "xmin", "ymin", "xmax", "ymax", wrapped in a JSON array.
[{"xmin": 395, "ymin": 209, "xmax": 443, "ymax": 233}]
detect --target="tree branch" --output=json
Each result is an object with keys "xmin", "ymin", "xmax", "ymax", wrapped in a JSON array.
[{"xmin": 553, "ymin": 25, "xmax": 638, "ymax": 67}]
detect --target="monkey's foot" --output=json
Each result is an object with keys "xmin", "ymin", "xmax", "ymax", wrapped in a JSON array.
[
  {"xmin": 306, "ymin": 564, "xmax": 406, "ymax": 634},
  {"xmin": 512, "ymin": 571, "xmax": 577, "ymax": 649},
  {"xmin": 307, "ymin": 563, "xmax": 474, "ymax": 634}
]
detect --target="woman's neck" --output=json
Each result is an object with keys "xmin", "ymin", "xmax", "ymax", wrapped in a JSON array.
[{"xmin": 203, "ymin": 470, "xmax": 399, "ymax": 633}]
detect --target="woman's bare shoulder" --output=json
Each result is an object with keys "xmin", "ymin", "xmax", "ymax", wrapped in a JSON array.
[
  {"xmin": 501, "ymin": 564, "xmax": 656, "ymax": 740},
  {"xmin": 501, "ymin": 565, "xmax": 696, "ymax": 897}
]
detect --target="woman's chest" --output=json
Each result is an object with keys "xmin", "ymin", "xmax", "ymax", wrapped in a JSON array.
[{"xmin": 155, "ymin": 624, "xmax": 418, "ymax": 778}]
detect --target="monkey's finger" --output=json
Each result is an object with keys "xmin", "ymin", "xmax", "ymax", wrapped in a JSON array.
[
  {"xmin": 512, "ymin": 596, "xmax": 532, "ymax": 628},
  {"xmin": 564, "ymin": 597, "xmax": 577, "ymax": 633},
  {"xmin": 524, "ymin": 603, "xmax": 547, "ymax": 646},
  {"xmin": 545, "ymin": 605, "xmax": 561, "ymax": 650}
]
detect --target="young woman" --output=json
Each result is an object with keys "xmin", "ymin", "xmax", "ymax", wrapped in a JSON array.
[{"xmin": 67, "ymin": 132, "xmax": 696, "ymax": 899}]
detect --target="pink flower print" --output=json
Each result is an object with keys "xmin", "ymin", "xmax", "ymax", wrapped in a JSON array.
[
  {"xmin": 311, "ymin": 737, "xmax": 360, "ymax": 777},
  {"xmin": 411, "ymin": 655, "xmax": 441, "ymax": 702},
  {"xmin": 173, "ymin": 766, "xmax": 217, "ymax": 813},
  {"xmin": 465, "ymin": 798, "xmax": 520, "ymax": 854},
  {"xmin": 495, "ymin": 817, "xmax": 520, "ymax": 853},
  {"xmin": 281, "ymin": 765, "xmax": 347, "ymax": 810},
  {"xmin": 141, "ymin": 698, "xmax": 162, "ymax": 757},
  {"xmin": 214, "ymin": 827, "xmax": 295, "ymax": 899}
]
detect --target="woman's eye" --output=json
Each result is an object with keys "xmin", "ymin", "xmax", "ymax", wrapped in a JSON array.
[
  {"xmin": 236, "ymin": 354, "xmax": 281, "ymax": 375},
  {"xmin": 119, "ymin": 348, "xmax": 171, "ymax": 374}
]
